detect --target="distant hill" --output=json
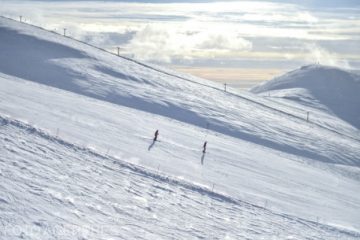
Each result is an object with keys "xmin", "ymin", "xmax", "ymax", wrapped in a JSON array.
[{"xmin": 251, "ymin": 65, "xmax": 360, "ymax": 129}]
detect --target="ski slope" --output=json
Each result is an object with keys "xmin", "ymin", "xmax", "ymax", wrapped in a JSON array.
[
  {"xmin": 2, "ymin": 116, "xmax": 359, "ymax": 240},
  {"xmin": 1, "ymin": 16, "xmax": 360, "ymax": 239},
  {"xmin": 0, "ymin": 17, "xmax": 358, "ymax": 166}
]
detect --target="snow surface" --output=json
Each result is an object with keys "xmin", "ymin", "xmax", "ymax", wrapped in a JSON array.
[
  {"xmin": 251, "ymin": 64, "xmax": 360, "ymax": 129},
  {"xmin": 1, "ymin": 116, "xmax": 359, "ymax": 240},
  {"xmin": 1, "ymin": 16, "xmax": 360, "ymax": 239}
]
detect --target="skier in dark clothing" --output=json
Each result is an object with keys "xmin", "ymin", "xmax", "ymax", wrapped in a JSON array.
[
  {"xmin": 203, "ymin": 141, "xmax": 207, "ymax": 153},
  {"xmin": 153, "ymin": 130, "xmax": 159, "ymax": 141}
]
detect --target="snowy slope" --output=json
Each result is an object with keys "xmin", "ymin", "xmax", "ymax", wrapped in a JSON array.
[
  {"xmin": 251, "ymin": 64, "xmax": 360, "ymax": 129},
  {"xmin": 1, "ymin": 16, "xmax": 360, "ymax": 239},
  {"xmin": 2, "ymin": 116, "xmax": 359, "ymax": 239},
  {"xmin": 0, "ymin": 17, "xmax": 359, "ymax": 167},
  {"xmin": 3, "ymin": 117, "xmax": 360, "ymax": 239}
]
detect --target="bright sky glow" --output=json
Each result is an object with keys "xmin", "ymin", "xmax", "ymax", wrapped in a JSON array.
[{"xmin": 1, "ymin": 0, "xmax": 359, "ymax": 87}]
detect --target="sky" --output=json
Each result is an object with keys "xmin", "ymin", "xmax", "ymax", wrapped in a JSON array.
[{"xmin": 0, "ymin": 0, "xmax": 359, "ymax": 88}]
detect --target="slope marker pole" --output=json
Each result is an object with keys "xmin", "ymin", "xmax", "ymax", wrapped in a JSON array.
[{"xmin": 63, "ymin": 28, "xmax": 66, "ymax": 37}]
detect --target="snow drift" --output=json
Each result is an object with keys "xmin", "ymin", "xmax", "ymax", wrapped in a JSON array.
[{"xmin": 251, "ymin": 64, "xmax": 360, "ymax": 129}]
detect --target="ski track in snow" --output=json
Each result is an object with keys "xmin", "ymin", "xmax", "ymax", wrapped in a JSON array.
[{"xmin": 1, "ymin": 116, "xmax": 359, "ymax": 240}]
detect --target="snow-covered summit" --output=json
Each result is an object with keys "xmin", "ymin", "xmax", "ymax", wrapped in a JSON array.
[{"xmin": 251, "ymin": 64, "xmax": 360, "ymax": 128}]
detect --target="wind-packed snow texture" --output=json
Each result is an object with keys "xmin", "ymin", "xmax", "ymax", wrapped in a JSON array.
[{"xmin": 1, "ymin": 16, "xmax": 360, "ymax": 239}]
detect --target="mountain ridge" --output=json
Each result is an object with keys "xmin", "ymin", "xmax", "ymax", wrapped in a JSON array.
[{"xmin": 251, "ymin": 64, "xmax": 360, "ymax": 129}]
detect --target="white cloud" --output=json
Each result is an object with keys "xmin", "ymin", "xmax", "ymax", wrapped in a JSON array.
[
  {"xmin": 196, "ymin": 32, "xmax": 252, "ymax": 51},
  {"xmin": 124, "ymin": 24, "xmax": 252, "ymax": 63},
  {"xmin": 305, "ymin": 43, "xmax": 351, "ymax": 69},
  {"xmin": 240, "ymin": 11, "xmax": 318, "ymax": 23},
  {"xmin": 0, "ymin": 0, "xmax": 358, "ymax": 67}
]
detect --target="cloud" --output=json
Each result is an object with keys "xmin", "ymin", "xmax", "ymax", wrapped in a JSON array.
[
  {"xmin": 196, "ymin": 32, "xmax": 252, "ymax": 51},
  {"xmin": 0, "ymin": 0, "xmax": 358, "ymax": 69},
  {"xmin": 124, "ymin": 24, "xmax": 252, "ymax": 63},
  {"xmin": 305, "ymin": 43, "xmax": 351, "ymax": 69},
  {"xmin": 124, "ymin": 25, "xmax": 174, "ymax": 62},
  {"xmin": 239, "ymin": 11, "xmax": 318, "ymax": 24}
]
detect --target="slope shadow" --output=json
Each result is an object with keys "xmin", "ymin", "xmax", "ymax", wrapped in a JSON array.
[
  {"xmin": 305, "ymin": 69, "xmax": 360, "ymax": 129},
  {"xmin": 148, "ymin": 141, "xmax": 155, "ymax": 151},
  {"xmin": 0, "ymin": 27, "xmax": 88, "ymax": 91},
  {"xmin": 201, "ymin": 153, "xmax": 205, "ymax": 165}
]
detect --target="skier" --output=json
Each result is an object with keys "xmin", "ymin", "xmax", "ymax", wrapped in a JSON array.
[
  {"xmin": 153, "ymin": 130, "xmax": 159, "ymax": 142},
  {"xmin": 202, "ymin": 141, "xmax": 207, "ymax": 153}
]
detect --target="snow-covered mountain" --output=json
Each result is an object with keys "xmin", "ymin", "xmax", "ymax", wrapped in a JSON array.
[
  {"xmin": 251, "ymin": 64, "xmax": 360, "ymax": 129},
  {"xmin": 1, "ymin": 16, "xmax": 360, "ymax": 239}
]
